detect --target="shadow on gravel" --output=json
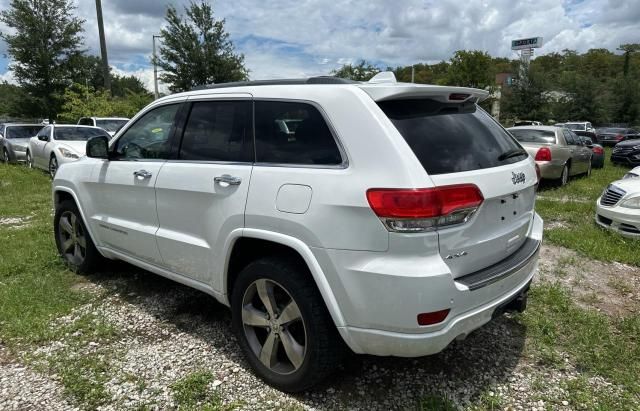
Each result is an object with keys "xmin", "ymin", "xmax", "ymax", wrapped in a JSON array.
[{"xmin": 87, "ymin": 261, "xmax": 527, "ymax": 410}]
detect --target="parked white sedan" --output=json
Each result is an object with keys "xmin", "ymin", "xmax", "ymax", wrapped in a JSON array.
[
  {"xmin": 596, "ymin": 170, "xmax": 640, "ymax": 237},
  {"xmin": 27, "ymin": 125, "xmax": 110, "ymax": 177}
]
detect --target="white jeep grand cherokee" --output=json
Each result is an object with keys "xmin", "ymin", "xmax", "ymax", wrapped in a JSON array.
[{"xmin": 52, "ymin": 73, "xmax": 543, "ymax": 391}]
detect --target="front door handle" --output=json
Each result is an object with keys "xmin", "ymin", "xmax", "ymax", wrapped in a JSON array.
[
  {"xmin": 214, "ymin": 174, "xmax": 242, "ymax": 186},
  {"xmin": 133, "ymin": 169, "xmax": 153, "ymax": 179}
]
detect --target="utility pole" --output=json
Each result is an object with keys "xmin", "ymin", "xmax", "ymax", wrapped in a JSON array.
[
  {"xmin": 411, "ymin": 65, "xmax": 415, "ymax": 83},
  {"xmin": 95, "ymin": 0, "xmax": 111, "ymax": 93},
  {"xmin": 152, "ymin": 35, "xmax": 162, "ymax": 99}
]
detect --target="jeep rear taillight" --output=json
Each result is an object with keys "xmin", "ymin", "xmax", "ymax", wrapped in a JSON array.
[
  {"xmin": 366, "ymin": 185, "xmax": 484, "ymax": 232},
  {"xmin": 534, "ymin": 147, "xmax": 552, "ymax": 162}
]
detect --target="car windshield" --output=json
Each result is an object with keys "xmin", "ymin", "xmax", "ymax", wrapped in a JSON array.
[
  {"xmin": 378, "ymin": 99, "xmax": 525, "ymax": 175},
  {"xmin": 565, "ymin": 123, "xmax": 586, "ymax": 131},
  {"xmin": 95, "ymin": 119, "xmax": 128, "ymax": 132},
  {"xmin": 54, "ymin": 127, "xmax": 109, "ymax": 141},
  {"xmin": 509, "ymin": 129, "xmax": 557, "ymax": 144},
  {"xmin": 5, "ymin": 125, "xmax": 43, "ymax": 139},
  {"xmin": 600, "ymin": 128, "xmax": 626, "ymax": 134}
]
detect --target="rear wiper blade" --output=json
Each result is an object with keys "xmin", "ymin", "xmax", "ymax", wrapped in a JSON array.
[{"xmin": 498, "ymin": 149, "xmax": 528, "ymax": 161}]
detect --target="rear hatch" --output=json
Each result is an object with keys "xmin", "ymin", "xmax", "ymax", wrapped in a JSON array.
[{"xmin": 377, "ymin": 97, "xmax": 537, "ymax": 278}]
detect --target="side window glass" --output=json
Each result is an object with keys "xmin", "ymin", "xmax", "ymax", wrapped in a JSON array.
[
  {"xmin": 562, "ymin": 130, "xmax": 574, "ymax": 145},
  {"xmin": 38, "ymin": 126, "xmax": 51, "ymax": 140},
  {"xmin": 114, "ymin": 104, "xmax": 180, "ymax": 160},
  {"xmin": 179, "ymin": 101, "xmax": 253, "ymax": 162},
  {"xmin": 254, "ymin": 101, "xmax": 342, "ymax": 165}
]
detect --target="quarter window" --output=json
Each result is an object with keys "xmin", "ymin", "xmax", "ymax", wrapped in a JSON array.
[
  {"xmin": 113, "ymin": 104, "xmax": 180, "ymax": 160},
  {"xmin": 254, "ymin": 101, "xmax": 342, "ymax": 165},
  {"xmin": 179, "ymin": 101, "xmax": 253, "ymax": 162}
]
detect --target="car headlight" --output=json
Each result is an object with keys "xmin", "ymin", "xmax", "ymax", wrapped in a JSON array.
[
  {"xmin": 623, "ymin": 172, "xmax": 639, "ymax": 179},
  {"xmin": 620, "ymin": 197, "xmax": 640, "ymax": 209},
  {"xmin": 59, "ymin": 147, "xmax": 79, "ymax": 159}
]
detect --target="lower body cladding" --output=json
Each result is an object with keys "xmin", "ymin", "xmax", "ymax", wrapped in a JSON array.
[
  {"xmin": 596, "ymin": 203, "xmax": 640, "ymax": 238},
  {"xmin": 314, "ymin": 213, "xmax": 543, "ymax": 357}
]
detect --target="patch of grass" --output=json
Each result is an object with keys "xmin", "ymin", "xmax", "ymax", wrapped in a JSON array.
[
  {"xmin": 419, "ymin": 394, "xmax": 457, "ymax": 411},
  {"xmin": 469, "ymin": 389, "xmax": 503, "ymax": 411},
  {"xmin": 0, "ymin": 164, "xmax": 93, "ymax": 345},
  {"xmin": 607, "ymin": 277, "xmax": 632, "ymax": 295},
  {"xmin": 520, "ymin": 283, "xmax": 640, "ymax": 407},
  {"xmin": 536, "ymin": 148, "xmax": 640, "ymax": 266},
  {"xmin": 56, "ymin": 351, "xmax": 113, "ymax": 409},
  {"xmin": 171, "ymin": 371, "xmax": 234, "ymax": 411}
]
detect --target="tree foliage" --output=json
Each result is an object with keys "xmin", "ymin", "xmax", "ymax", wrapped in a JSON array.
[
  {"xmin": 0, "ymin": 0, "xmax": 85, "ymax": 120},
  {"xmin": 58, "ymin": 84, "xmax": 153, "ymax": 124},
  {"xmin": 157, "ymin": 1, "xmax": 248, "ymax": 92},
  {"xmin": 331, "ymin": 60, "xmax": 380, "ymax": 81}
]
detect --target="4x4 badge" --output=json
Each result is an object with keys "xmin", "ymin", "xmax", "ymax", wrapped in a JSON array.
[{"xmin": 511, "ymin": 172, "xmax": 526, "ymax": 185}]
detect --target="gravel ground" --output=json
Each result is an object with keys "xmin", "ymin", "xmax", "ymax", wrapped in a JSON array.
[{"xmin": 0, "ymin": 246, "xmax": 634, "ymax": 410}]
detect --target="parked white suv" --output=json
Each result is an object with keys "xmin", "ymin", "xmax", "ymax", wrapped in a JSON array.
[{"xmin": 52, "ymin": 73, "xmax": 543, "ymax": 391}]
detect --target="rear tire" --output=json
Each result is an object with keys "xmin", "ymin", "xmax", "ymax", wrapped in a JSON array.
[
  {"xmin": 54, "ymin": 200, "xmax": 102, "ymax": 274},
  {"xmin": 231, "ymin": 257, "xmax": 344, "ymax": 392},
  {"xmin": 558, "ymin": 164, "xmax": 569, "ymax": 186}
]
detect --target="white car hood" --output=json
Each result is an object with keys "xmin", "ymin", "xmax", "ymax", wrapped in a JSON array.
[
  {"xmin": 56, "ymin": 141, "xmax": 87, "ymax": 155},
  {"xmin": 611, "ymin": 177, "xmax": 640, "ymax": 197}
]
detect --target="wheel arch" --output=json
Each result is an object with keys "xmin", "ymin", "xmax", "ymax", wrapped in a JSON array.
[
  {"xmin": 223, "ymin": 229, "xmax": 346, "ymax": 328},
  {"xmin": 52, "ymin": 186, "xmax": 101, "ymax": 252}
]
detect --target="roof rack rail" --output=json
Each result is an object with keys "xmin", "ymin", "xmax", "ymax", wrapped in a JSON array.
[{"xmin": 192, "ymin": 76, "xmax": 358, "ymax": 91}]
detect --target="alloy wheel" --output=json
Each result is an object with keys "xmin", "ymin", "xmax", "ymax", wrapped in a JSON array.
[
  {"xmin": 26, "ymin": 152, "xmax": 32, "ymax": 168},
  {"xmin": 2, "ymin": 149, "xmax": 8, "ymax": 164},
  {"xmin": 57, "ymin": 211, "xmax": 87, "ymax": 266},
  {"xmin": 561, "ymin": 165, "xmax": 568, "ymax": 186},
  {"xmin": 241, "ymin": 278, "xmax": 307, "ymax": 375}
]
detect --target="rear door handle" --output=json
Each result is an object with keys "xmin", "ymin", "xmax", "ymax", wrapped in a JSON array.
[
  {"xmin": 133, "ymin": 169, "xmax": 153, "ymax": 179},
  {"xmin": 214, "ymin": 174, "xmax": 242, "ymax": 186}
]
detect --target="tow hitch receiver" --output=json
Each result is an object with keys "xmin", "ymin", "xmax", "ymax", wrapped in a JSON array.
[{"xmin": 492, "ymin": 281, "xmax": 530, "ymax": 319}]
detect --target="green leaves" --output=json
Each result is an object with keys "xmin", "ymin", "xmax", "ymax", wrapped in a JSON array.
[{"xmin": 157, "ymin": 1, "xmax": 248, "ymax": 93}]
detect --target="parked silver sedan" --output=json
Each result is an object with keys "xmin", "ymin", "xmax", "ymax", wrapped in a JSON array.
[
  {"xmin": 507, "ymin": 126, "xmax": 593, "ymax": 185},
  {"xmin": 0, "ymin": 123, "xmax": 44, "ymax": 163}
]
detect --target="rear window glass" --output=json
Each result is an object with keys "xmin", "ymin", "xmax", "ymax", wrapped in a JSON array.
[
  {"xmin": 565, "ymin": 123, "xmax": 586, "ymax": 131},
  {"xmin": 600, "ymin": 128, "xmax": 626, "ymax": 133},
  {"xmin": 6, "ymin": 125, "xmax": 42, "ymax": 139},
  {"xmin": 55, "ymin": 127, "xmax": 110, "ymax": 141},
  {"xmin": 509, "ymin": 129, "xmax": 556, "ymax": 144},
  {"xmin": 378, "ymin": 99, "xmax": 525, "ymax": 175}
]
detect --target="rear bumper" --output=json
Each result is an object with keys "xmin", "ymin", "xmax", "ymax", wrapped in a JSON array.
[
  {"xmin": 536, "ymin": 161, "xmax": 564, "ymax": 180},
  {"xmin": 326, "ymin": 213, "xmax": 543, "ymax": 357}
]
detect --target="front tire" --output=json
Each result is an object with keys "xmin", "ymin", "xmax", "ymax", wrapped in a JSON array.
[
  {"xmin": 231, "ymin": 258, "xmax": 344, "ymax": 392},
  {"xmin": 2, "ymin": 148, "xmax": 9, "ymax": 164},
  {"xmin": 54, "ymin": 200, "xmax": 101, "ymax": 274},
  {"xmin": 49, "ymin": 155, "xmax": 58, "ymax": 178},
  {"xmin": 26, "ymin": 151, "xmax": 33, "ymax": 168}
]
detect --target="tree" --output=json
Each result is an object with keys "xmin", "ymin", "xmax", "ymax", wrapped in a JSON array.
[
  {"xmin": 500, "ymin": 64, "xmax": 548, "ymax": 121},
  {"xmin": 446, "ymin": 50, "xmax": 493, "ymax": 89},
  {"xmin": 331, "ymin": 60, "xmax": 380, "ymax": 81},
  {"xmin": 0, "ymin": 0, "xmax": 85, "ymax": 120},
  {"xmin": 157, "ymin": 1, "xmax": 248, "ymax": 92},
  {"xmin": 617, "ymin": 44, "xmax": 640, "ymax": 77}
]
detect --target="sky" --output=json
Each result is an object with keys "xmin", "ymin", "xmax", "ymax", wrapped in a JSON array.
[{"xmin": 0, "ymin": 0, "xmax": 639, "ymax": 92}]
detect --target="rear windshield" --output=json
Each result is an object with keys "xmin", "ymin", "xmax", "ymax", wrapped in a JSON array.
[
  {"xmin": 96, "ymin": 119, "xmax": 128, "ymax": 132},
  {"xmin": 509, "ymin": 129, "xmax": 556, "ymax": 144},
  {"xmin": 600, "ymin": 128, "xmax": 625, "ymax": 134},
  {"xmin": 565, "ymin": 123, "xmax": 586, "ymax": 131},
  {"xmin": 378, "ymin": 99, "xmax": 526, "ymax": 175},
  {"xmin": 6, "ymin": 125, "xmax": 42, "ymax": 139},
  {"xmin": 55, "ymin": 127, "xmax": 110, "ymax": 141}
]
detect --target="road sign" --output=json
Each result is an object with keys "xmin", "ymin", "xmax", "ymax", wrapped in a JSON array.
[{"xmin": 511, "ymin": 37, "xmax": 543, "ymax": 50}]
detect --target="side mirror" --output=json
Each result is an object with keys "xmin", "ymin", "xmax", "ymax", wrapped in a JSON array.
[
  {"xmin": 86, "ymin": 136, "xmax": 109, "ymax": 159},
  {"xmin": 37, "ymin": 134, "xmax": 48, "ymax": 141}
]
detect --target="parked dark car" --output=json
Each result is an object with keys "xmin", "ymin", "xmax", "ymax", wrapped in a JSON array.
[
  {"xmin": 611, "ymin": 139, "xmax": 640, "ymax": 166},
  {"xmin": 597, "ymin": 127, "xmax": 640, "ymax": 146},
  {"xmin": 580, "ymin": 136, "xmax": 604, "ymax": 168}
]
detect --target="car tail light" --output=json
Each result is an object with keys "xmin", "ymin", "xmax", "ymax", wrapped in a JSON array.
[
  {"xmin": 593, "ymin": 146, "xmax": 604, "ymax": 155},
  {"xmin": 417, "ymin": 309, "xmax": 450, "ymax": 325},
  {"xmin": 366, "ymin": 185, "xmax": 484, "ymax": 232},
  {"xmin": 616, "ymin": 134, "xmax": 624, "ymax": 141},
  {"xmin": 535, "ymin": 147, "xmax": 552, "ymax": 161}
]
